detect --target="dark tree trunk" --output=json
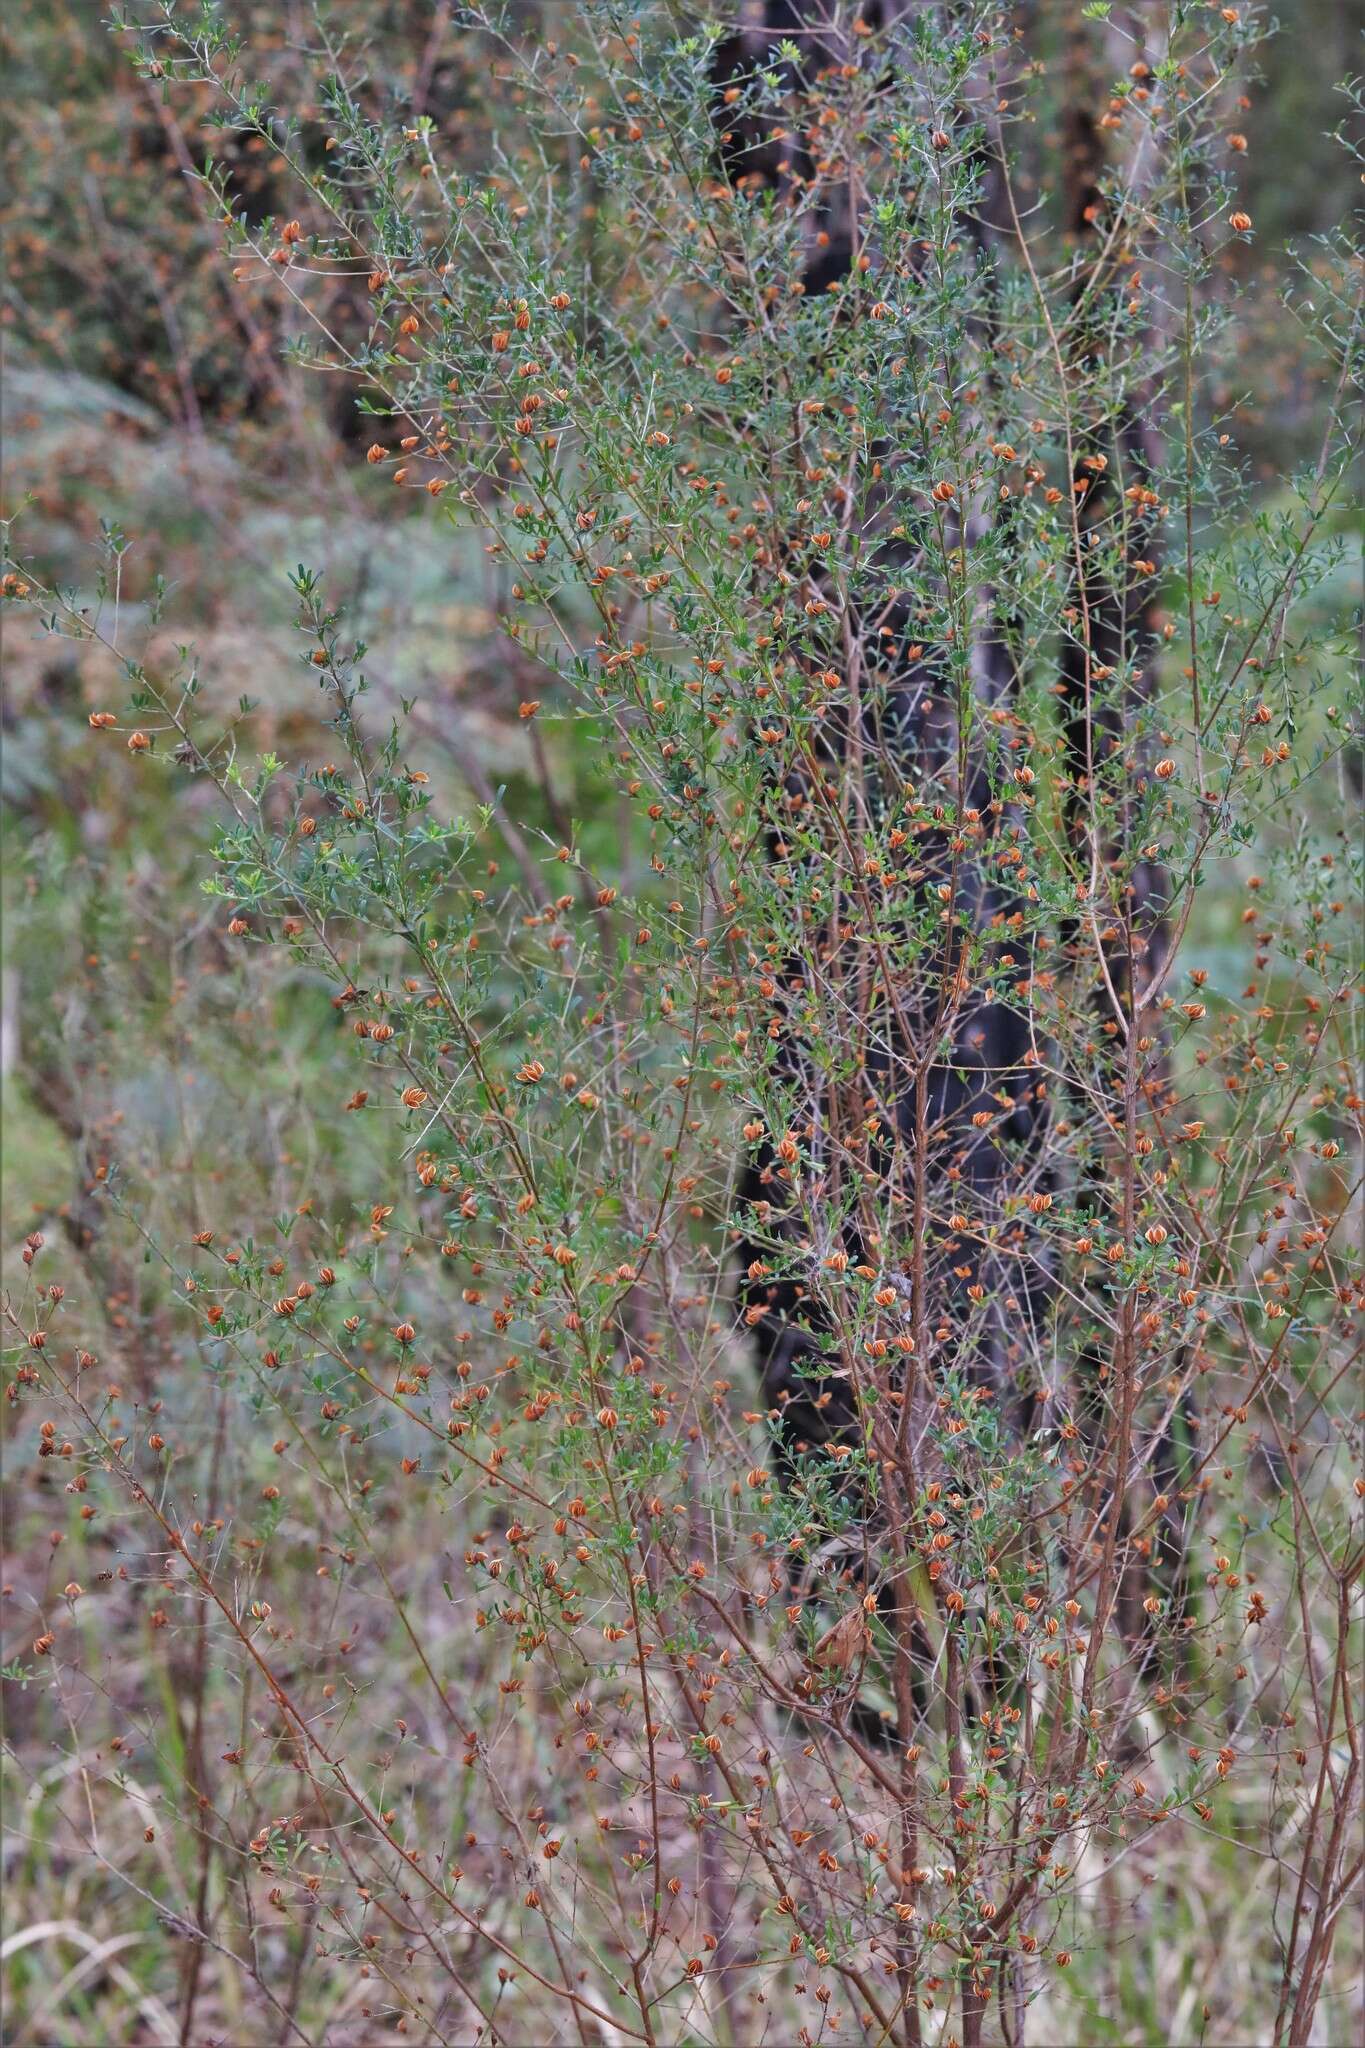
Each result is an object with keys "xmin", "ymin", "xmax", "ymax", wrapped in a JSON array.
[{"xmin": 717, "ymin": 5, "xmax": 1050, "ymax": 1475}]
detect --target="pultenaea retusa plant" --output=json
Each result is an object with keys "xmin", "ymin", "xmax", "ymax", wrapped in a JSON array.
[{"xmin": 3, "ymin": 4, "xmax": 1361, "ymax": 2045}]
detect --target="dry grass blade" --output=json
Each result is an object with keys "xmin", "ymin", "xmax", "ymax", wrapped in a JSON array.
[{"xmin": 1, "ymin": 1921, "xmax": 179, "ymax": 2047}]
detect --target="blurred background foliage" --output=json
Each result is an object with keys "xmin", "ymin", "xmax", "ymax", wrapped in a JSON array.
[{"xmin": 1, "ymin": 0, "xmax": 635, "ymax": 1271}]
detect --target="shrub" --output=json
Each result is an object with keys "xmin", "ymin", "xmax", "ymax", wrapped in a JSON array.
[{"xmin": 3, "ymin": 4, "xmax": 1361, "ymax": 2043}]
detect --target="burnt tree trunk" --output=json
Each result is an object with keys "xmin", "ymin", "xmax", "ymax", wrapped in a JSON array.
[
  {"xmin": 717, "ymin": 4, "xmax": 1052, "ymax": 1482},
  {"xmin": 1056, "ymin": 18, "xmax": 1190, "ymax": 1692}
]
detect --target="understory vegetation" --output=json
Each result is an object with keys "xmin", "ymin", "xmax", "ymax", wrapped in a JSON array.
[{"xmin": 2, "ymin": 3, "xmax": 1361, "ymax": 2043}]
